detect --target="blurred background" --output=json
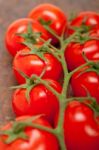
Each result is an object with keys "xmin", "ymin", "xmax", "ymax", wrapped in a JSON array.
[{"xmin": 0, "ymin": 0, "xmax": 98, "ymax": 125}]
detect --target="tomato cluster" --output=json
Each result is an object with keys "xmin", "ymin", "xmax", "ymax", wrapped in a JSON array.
[{"xmin": 0, "ymin": 3, "xmax": 99, "ymax": 150}]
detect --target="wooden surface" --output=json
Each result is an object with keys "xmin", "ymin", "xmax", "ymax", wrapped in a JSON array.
[{"xmin": 0, "ymin": 0, "xmax": 99, "ymax": 125}]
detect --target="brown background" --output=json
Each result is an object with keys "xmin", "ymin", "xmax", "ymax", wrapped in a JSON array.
[{"xmin": 0, "ymin": 0, "xmax": 99, "ymax": 125}]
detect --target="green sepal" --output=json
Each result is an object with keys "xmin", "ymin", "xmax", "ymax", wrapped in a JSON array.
[
  {"xmin": 20, "ymin": 40, "xmax": 52, "ymax": 62},
  {"xmin": 69, "ymin": 24, "xmax": 92, "ymax": 44},
  {"xmin": 0, "ymin": 115, "xmax": 44, "ymax": 144},
  {"xmin": 17, "ymin": 23, "xmax": 41, "ymax": 45},
  {"xmin": 25, "ymin": 84, "xmax": 37, "ymax": 103},
  {"xmin": 76, "ymin": 62, "xmax": 99, "ymax": 78},
  {"xmin": 10, "ymin": 84, "xmax": 27, "ymax": 90},
  {"xmin": 10, "ymin": 70, "xmax": 37, "ymax": 103},
  {"xmin": 39, "ymin": 18, "xmax": 52, "ymax": 26}
]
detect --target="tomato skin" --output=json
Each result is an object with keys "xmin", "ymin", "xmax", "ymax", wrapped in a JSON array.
[
  {"xmin": 90, "ymin": 25, "xmax": 99, "ymax": 37},
  {"xmin": 0, "ymin": 116, "xmax": 59, "ymax": 150},
  {"xmin": 64, "ymin": 101, "xmax": 99, "ymax": 150},
  {"xmin": 5, "ymin": 18, "xmax": 50, "ymax": 57},
  {"xmin": 65, "ymin": 39, "xmax": 99, "ymax": 71},
  {"xmin": 28, "ymin": 3, "xmax": 67, "ymax": 45},
  {"xmin": 71, "ymin": 67, "xmax": 99, "ymax": 103},
  {"xmin": 13, "ymin": 48, "xmax": 63, "ymax": 84},
  {"xmin": 12, "ymin": 79, "xmax": 61, "ymax": 124}
]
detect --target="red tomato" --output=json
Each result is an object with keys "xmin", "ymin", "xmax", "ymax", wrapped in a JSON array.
[
  {"xmin": 68, "ymin": 11, "xmax": 99, "ymax": 35},
  {"xmin": 65, "ymin": 39, "xmax": 99, "ymax": 71},
  {"xmin": 64, "ymin": 101, "xmax": 99, "ymax": 150},
  {"xmin": 0, "ymin": 116, "xmax": 59, "ymax": 150},
  {"xmin": 28, "ymin": 3, "xmax": 67, "ymax": 45},
  {"xmin": 71, "ymin": 67, "xmax": 99, "ymax": 103},
  {"xmin": 13, "ymin": 48, "xmax": 63, "ymax": 84},
  {"xmin": 5, "ymin": 18, "xmax": 51, "ymax": 56},
  {"xmin": 12, "ymin": 79, "xmax": 61, "ymax": 124},
  {"xmin": 71, "ymin": 11, "xmax": 99, "ymax": 27}
]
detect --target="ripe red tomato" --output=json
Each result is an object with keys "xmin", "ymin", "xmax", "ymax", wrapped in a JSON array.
[
  {"xmin": 5, "ymin": 18, "xmax": 51, "ymax": 57},
  {"xmin": 71, "ymin": 67, "xmax": 99, "ymax": 103},
  {"xmin": 28, "ymin": 3, "xmax": 67, "ymax": 45},
  {"xmin": 13, "ymin": 48, "xmax": 63, "ymax": 84},
  {"xmin": 71, "ymin": 11, "xmax": 99, "ymax": 27},
  {"xmin": 12, "ymin": 79, "xmax": 61, "ymax": 124},
  {"xmin": 64, "ymin": 101, "xmax": 99, "ymax": 150},
  {"xmin": 0, "ymin": 116, "xmax": 59, "ymax": 150},
  {"xmin": 65, "ymin": 38, "xmax": 99, "ymax": 71},
  {"xmin": 68, "ymin": 11, "xmax": 99, "ymax": 35}
]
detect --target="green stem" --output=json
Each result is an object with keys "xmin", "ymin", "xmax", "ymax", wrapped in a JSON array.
[
  {"xmin": 56, "ymin": 100, "xmax": 67, "ymax": 150},
  {"xmin": 39, "ymin": 37, "xmax": 62, "ymax": 62},
  {"xmin": 39, "ymin": 37, "xmax": 59, "ymax": 52},
  {"xmin": 70, "ymin": 61, "xmax": 95, "ymax": 76},
  {"xmin": 64, "ymin": 30, "xmax": 79, "ymax": 49},
  {"xmin": 60, "ymin": 51, "xmax": 70, "ymax": 96},
  {"xmin": 30, "ymin": 123, "xmax": 55, "ymax": 135},
  {"xmin": 67, "ymin": 96, "xmax": 95, "ymax": 103},
  {"xmin": 43, "ymin": 25, "xmax": 60, "ymax": 40}
]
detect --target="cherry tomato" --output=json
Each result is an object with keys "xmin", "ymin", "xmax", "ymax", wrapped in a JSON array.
[
  {"xmin": 68, "ymin": 11, "xmax": 99, "ymax": 35},
  {"xmin": 71, "ymin": 11, "xmax": 99, "ymax": 27},
  {"xmin": 64, "ymin": 101, "xmax": 99, "ymax": 150},
  {"xmin": 0, "ymin": 116, "xmax": 59, "ymax": 150},
  {"xmin": 65, "ymin": 38, "xmax": 99, "ymax": 71},
  {"xmin": 5, "ymin": 18, "xmax": 51, "ymax": 56},
  {"xmin": 28, "ymin": 3, "xmax": 67, "ymax": 45},
  {"xmin": 71, "ymin": 67, "xmax": 99, "ymax": 103},
  {"xmin": 13, "ymin": 48, "xmax": 63, "ymax": 84},
  {"xmin": 12, "ymin": 79, "xmax": 61, "ymax": 124}
]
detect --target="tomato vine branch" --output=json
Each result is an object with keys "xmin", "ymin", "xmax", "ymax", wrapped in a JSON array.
[{"xmin": 2, "ymin": 21, "xmax": 99, "ymax": 150}]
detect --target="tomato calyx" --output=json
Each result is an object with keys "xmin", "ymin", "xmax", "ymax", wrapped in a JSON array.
[
  {"xmin": 11, "ymin": 70, "xmax": 38, "ymax": 102},
  {"xmin": 17, "ymin": 23, "xmax": 41, "ymax": 45},
  {"xmin": 69, "ymin": 20, "xmax": 98, "ymax": 45},
  {"xmin": 17, "ymin": 23, "xmax": 61, "ymax": 61},
  {"xmin": 0, "ymin": 115, "xmax": 46, "ymax": 144},
  {"xmin": 11, "ymin": 68, "xmax": 60, "ymax": 103},
  {"xmin": 21, "ymin": 39, "xmax": 53, "ymax": 61},
  {"xmin": 39, "ymin": 18, "xmax": 52, "ymax": 26},
  {"xmin": 69, "ymin": 25, "xmax": 92, "ymax": 44}
]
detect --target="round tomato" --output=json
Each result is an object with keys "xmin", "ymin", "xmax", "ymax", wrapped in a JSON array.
[
  {"xmin": 68, "ymin": 11, "xmax": 99, "ymax": 35},
  {"xmin": 5, "ymin": 18, "xmax": 51, "ymax": 56},
  {"xmin": 65, "ymin": 38, "xmax": 99, "ymax": 71},
  {"xmin": 28, "ymin": 3, "xmax": 67, "ymax": 45},
  {"xmin": 12, "ymin": 79, "xmax": 61, "ymax": 124},
  {"xmin": 71, "ymin": 67, "xmax": 99, "ymax": 103},
  {"xmin": 13, "ymin": 48, "xmax": 63, "ymax": 84},
  {"xmin": 64, "ymin": 101, "xmax": 99, "ymax": 150},
  {"xmin": 71, "ymin": 11, "xmax": 99, "ymax": 27},
  {"xmin": 0, "ymin": 116, "xmax": 59, "ymax": 150}
]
